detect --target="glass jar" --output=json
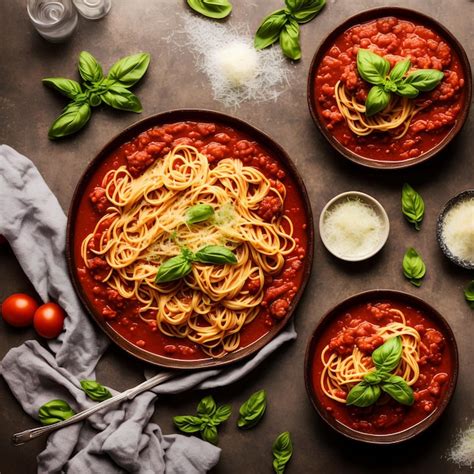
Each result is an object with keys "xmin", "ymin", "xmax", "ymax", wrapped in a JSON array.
[{"xmin": 73, "ymin": 0, "xmax": 112, "ymax": 20}]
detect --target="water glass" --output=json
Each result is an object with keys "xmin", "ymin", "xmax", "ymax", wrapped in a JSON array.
[{"xmin": 73, "ymin": 0, "xmax": 112, "ymax": 20}]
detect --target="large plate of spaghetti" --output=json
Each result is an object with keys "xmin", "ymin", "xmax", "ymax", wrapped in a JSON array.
[{"xmin": 67, "ymin": 109, "xmax": 313, "ymax": 369}]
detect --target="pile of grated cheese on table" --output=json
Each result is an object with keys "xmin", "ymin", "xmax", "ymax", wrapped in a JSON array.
[{"xmin": 447, "ymin": 421, "xmax": 474, "ymax": 469}]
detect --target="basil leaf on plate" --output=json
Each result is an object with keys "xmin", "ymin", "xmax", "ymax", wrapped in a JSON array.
[
  {"xmin": 38, "ymin": 399, "xmax": 75, "ymax": 425},
  {"xmin": 42, "ymin": 78, "xmax": 83, "ymax": 99},
  {"xmin": 381, "ymin": 375, "xmax": 414, "ymax": 406},
  {"xmin": 389, "ymin": 58, "xmax": 411, "ymax": 83},
  {"xmin": 155, "ymin": 254, "xmax": 192, "ymax": 283},
  {"xmin": 48, "ymin": 102, "xmax": 91, "ymax": 139},
  {"xmin": 194, "ymin": 245, "xmax": 237, "ymax": 265},
  {"xmin": 80, "ymin": 380, "xmax": 112, "ymax": 401},
  {"xmin": 254, "ymin": 9, "xmax": 288, "ymax": 50},
  {"xmin": 365, "ymin": 85, "xmax": 391, "ymax": 117},
  {"xmin": 213, "ymin": 404, "xmax": 232, "ymax": 424},
  {"xmin": 402, "ymin": 247, "xmax": 426, "ymax": 287},
  {"xmin": 357, "ymin": 49, "xmax": 390, "ymax": 85},
  {"xmin": 272, "ymin": 431, "xmax": 293, "ymax": 474},
  {"xmin": 202, "ymin": 424, "xmax": 219, "ymax": 444},
  {"xmin": 401, "ymin": 183, "xmax": 425, "ymax": 230},
  {"xmin": 173, "ymin": 415, "xmax": 204, "ymax": 433},
  {"xmin": 346, "ymin": 380, "xmax": 381, "ymax": 407},
  {"xmin": 101, "ymin": 85, "xmax": 143, "ymax": 113},
  {"xmin": 285, "ymin": 0, "xmax": 325, "ymax": 24},
  {"xmin": 78, "ymin": 51, "xmax": 104, "ymax": 83},
  {"xmin": 405, "ymin": 69, "xmax": 444, "ymax": 91},
  {"xmin": 371, "ymin": 336, "xmax": 402, "ymax": 373},
  {"xmin": 107, "ymin": 52, "xmax": 151, "ymax": 87},
  {"xmin": 197, "ymin": 395, "xmax": 217, "ymax": 417},
  {"xmin": 395, "ymin": 83, "xmax": 420, "ymax": 99},
  {"xmin": 237, "ymin": 389, "xmax": 266, "ymax": 429},
  {"xmin": 186, "ymin": 204, "xmax": 215, "ymax": 224},
  {"xmin": 187, "ymin": 0, "xmax": 232, "ymax": 19},
  {"xmin": 279, "ymin": 18, "xmax": 301, "ymax": 60},
  {"xmin": 464, "ymin": 281, "xmax": 474, "ymax": 309}
]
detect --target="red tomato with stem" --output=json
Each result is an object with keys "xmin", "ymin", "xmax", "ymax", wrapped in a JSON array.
[
  {"xmin": 34, "ymin": 303, "xmax": 65, "ymax": 339},
  {"xmin": 1, "ymin": 293, "xmax": 39, "ymax": 327}
]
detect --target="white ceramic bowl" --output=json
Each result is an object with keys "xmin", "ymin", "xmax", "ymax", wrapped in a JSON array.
[{"xmin": 319, "ymin": 191, "xmax": 390, "ymax": 262}]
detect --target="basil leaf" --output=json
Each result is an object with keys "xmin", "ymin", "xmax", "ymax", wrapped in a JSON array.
[
  {"xmin": 174, "ymin": 415, "xmax": 204, "ymax": 433},
  {"xmin": 237, "ymin": 389, "xmax": 266, "ymax": 429},
  {"xmin": 78, "ymin": 51, "xmax": 103, "ymax": 83},
  {"xmin": 42, "ymin": 78, "xmax": 83, "ymax": 100},
  {"xmin": 197, "ymin": 395, "xmax": 217, "ymax": 417},
  {"xmin": 395, "ymin": 83, "xmax": 420, "ymax": 99},
  {"xmin": 401, "ymin": 183, "xmax": 425, "ymax": 230},
  {"xmin": 363, "ymin": 371, "xmax": 384, "ymax": 385},
  {"xmin": 254, "ymin": 9, "xmax": 288, "ymax": 50},
  {"xmin": 381, "ymin": 375, "xmax": 414, "ymax": 406},
  {"xmin": 272, "ymin": 431, "xmax": 293, "ymax": 474},
  {"xmin": 107, "ymin": 52, "xmax": 151, "ymax": 87},
  {"xmin": 365, "ymin": 85, "xmax": 391, "ymax": 117},
  {"xmin": 279, "ymin": 18, "xmax": 301, "ymax": 60},
  {"xmin": 286, "ymin": 0, "xmax": 325, "ymax": 24},
  {"xmin": 155, "ymin": 254, "xmax": 192, "ymax": 283},
  {"xmin": 405, "ymin": 69, "xmax": 444, "ymax": 91},
  {"xmin": 390, "ymin": 58, "xmax": 411, "ymax": 83},
  {"xmin": 346, "ymin": 380, "xmax": 381, "ymax": 407},
  {"xmin": 187, "ymin": 0, "xmax": 232, "ymax": 19},
  {"xmin": 357, "ymin": 49, "xmax": 390, "ymax": 85},
  {"xmin": 213, "ymin": 404, "xmax": 232, "ymax": 424},
  {"xmin": 80, "ymin": 380, "xmax": 112, "ymax": 401},
  {"xmin": 38, "ymin": 399, "xmax": 75, "ymax": 425},
  {"xmin": 202, "ymin": 424, "xmax": 219, "ymax": 444},
  {"xmin": 194, "ymin": 245, "xmax": 237, "ymax": 265},
  {"xmin": 186, "ymin": 204, "xmax": 215, "ymax": 224},
  {"xmin": 48, "ymin": 102, "xmax": 91, "ymax": 139},
  {"xmin": 102, "ymin": 85, "xmax": 143, "ymax": 113},
  {"xmin": 402, "ymin": 247, "xmax": 426, "ymax": 287},
  {"xmin": 464, "ymin": 281, "xmax": 474, "ymax": 309},
  {"xmin": 383, "ymin": 79, "xmax": 398, "ymax": 93},
  {"xmin": 371, "ymin": 336, "xmax": 402, "ymax": 372}
]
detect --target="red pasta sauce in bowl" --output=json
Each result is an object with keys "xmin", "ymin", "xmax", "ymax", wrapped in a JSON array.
[
  {"xmin": 308, "ymin": 8, "xmax": 471, "ymax": 168},
  {"xmin": 304, "ymin": 290, "xmax": 458, "ymax": 443}
]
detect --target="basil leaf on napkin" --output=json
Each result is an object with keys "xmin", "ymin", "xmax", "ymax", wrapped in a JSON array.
[
  {"xmin": 272, "ymin": 431, "xmax": 293, "ymax": 474},
  {"xmin": 237, "ymin": 389, "xmax": 266, "ymax": 429},
  {"xmin": 80, "ymin": 380, "xmax": 112, "ymax": 401},
  {"xmin": 38, "ymin": 399, "xmax": 75, "ymax": 425}
]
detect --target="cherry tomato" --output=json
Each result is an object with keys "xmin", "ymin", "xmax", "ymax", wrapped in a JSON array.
[
  {"xmin": 1, "ymin": 293, "xmax": 39, "ymax": 327},
  {"xmin": 33, "ymin": 303, "xmax": 65, "ymax": 339}
]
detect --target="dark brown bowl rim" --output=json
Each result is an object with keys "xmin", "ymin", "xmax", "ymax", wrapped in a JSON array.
[
  {"xmin": 66, "ymin": 109, "xmax": 314, "ymax": 370},
  {"xmin": 304, "ymin": 289, "xmax": 459, "ymax": 444},
  {"xmin": 436, "ymin": 189, "xmax": 474, "ymax": 270},
  {"xmin": 307, "ymin": 7, "xmax": 472, "ymax": 170}
]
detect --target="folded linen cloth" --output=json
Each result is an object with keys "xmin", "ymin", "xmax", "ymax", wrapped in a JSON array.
[{"xmin": 0, "ymin": 145, "xmax": 298, "ymax": 473}]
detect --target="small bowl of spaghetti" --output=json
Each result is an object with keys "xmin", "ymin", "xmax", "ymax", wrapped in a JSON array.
[
  {"xmin": 304, "ymin": 290, "xmax": 458, "ymax": 444},
  {"xmin": 437, "ymin": 190, "xmax": 474, "ymax": 270},
  {"xmin": 307, "ymin": 7, "xmax": 471, "ymax": 169}
]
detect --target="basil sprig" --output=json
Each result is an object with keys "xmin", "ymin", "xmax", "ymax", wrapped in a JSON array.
[
  {"xmin": 255, "ymin": 0, "xmax": 325, "ymax": 60},
  {"xmin": 43, "ymin": 51, "xmax": 150, "ymax": 139},
  {"xmin": 38, "ymin": 399, "xmax": 75, "ymax": 425},
  {"xmin": 186, "ymin": 204, "xmax": 215, "ymax": 224},
  {"xmin": 464, "ymin": 281, "xmax": 474, "ymax": 309},
  {"xmin": 237, "ymin": 389, "xmax": 267, "ymax": 429},
  {"xmin": 402, "ymin": 247, "xmax": 426, "ymax": 287},
  {"xmin": 401, "ymin": 183, "xmax": 425, "ymax": 230},
  {"xmin": 347, "ymin": 336, "xmax": 414, "ymax": 407},
  {"xmin": 186, "ymin": 0, "xmax": 232, "ymax": 19},
  {"xmin": 80, "ymin": 380, "xmax": 112, "ymax": 401},
  {"xmin": 272, "ymin": 431, "xmax": 293, "ymax": 474},
  {"xmin": 174, "ymin": 395, "xmax": 231, "ymax": 445},
  {"xmin": 356, "ymin": 49, "xmax": 444, "ymax": 116},
  {"xmin": 194, "ymin": 245, "xmax": 237, "ymax": 264}
]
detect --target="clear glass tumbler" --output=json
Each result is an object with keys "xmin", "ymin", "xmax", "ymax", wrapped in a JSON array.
[
  {"xmin": 27, "ymin": 0, "xmax": 78, "ymax": 43},
  {"xmin": 73, "ymin": 0, "xmax": 112, "ymax": 20}
]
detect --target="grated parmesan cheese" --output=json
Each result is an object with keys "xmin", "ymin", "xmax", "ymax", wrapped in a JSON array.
[
  {"xmin": 322, "ymin": 198, "xmax": 385, "ymax": 259},
  {"xmin": 447, "ymin": 421, "xmax": 474, "ymax": 469},
  {"xmin": 442, "ymin": 198, "xmax": 474, "ymax": 264}
]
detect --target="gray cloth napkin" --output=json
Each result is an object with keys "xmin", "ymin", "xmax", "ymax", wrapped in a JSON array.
[{"xmin": 0, "ymin": 145, "xmax": 297, "ymax": 473}]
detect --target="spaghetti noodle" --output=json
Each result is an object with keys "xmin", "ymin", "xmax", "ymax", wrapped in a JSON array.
[{"xmin": 81, "ymin": 144, "xmax": 296, "ymax": 357}]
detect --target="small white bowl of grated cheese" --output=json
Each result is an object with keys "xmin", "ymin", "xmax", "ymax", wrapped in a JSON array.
[{"xmin": 319, "ymin": 191, "xmax": 390, "ymax": 262}]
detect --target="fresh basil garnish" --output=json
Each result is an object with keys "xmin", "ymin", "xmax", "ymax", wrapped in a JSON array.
[
  {"xmin": 363, "ymin": 371, "xmax": 385, "ymax": 385},
  {"xmin": 173, "ymin": 415, "xmax": 204, "ymax": 433},
  {"xmin": 357, "ymin": 49, "xmax": 390, "ymax": 85},
  {"xmin": 255, "ymin": 9, "xmax": 288, "ymax": 50},
  {"xmin": 272, "ymin": 431, "xmax": 293, "ymax": 474},
  {"xmin": 237, "ymin": 389, "xmax": 267, "ymax": 429},
  {"xmin": 213, "ymin": 404, "xmax": 232, "ymax": 424},
  {"xmin": 365, "ymin": 85, "xmax": 391, "ymax": 117},
  {"xmin": 202, "ymin": 425, "xmax": 219, "ymax": 444},
  {"xmin": 48, "ymin": 102, "xmax": 91, "ymax": 140},
  {"xmin": 389, "ymin": 58, "xmax": 411, "ymax": 83},
  {"xmin": 372, "ymin": 336, "xmax": 402, "ymax": 372},
  {"xmin": 381, "ymin": 374, "xmax": 414, "ymax": 406},
  {"xmin": 197, "ymin": 395, "xmax": 217, "ymax": 417},
  {"xmin": 80, "ymin": 380, "xmax": 112, "ymax": 401},
  {"xmin": 287, "ymin": 0, "xmax": 326, "ymax": 24},
  {"xmin": 404, "ymin": 69, "xmax": 445, "ymax": 91},
  {"xmin": 346, "ymin": 380, "xmax": 381, "ymax": 407},
  {"xmin": 186, "ymin": 204, "xmax": 215, "ymax": 224},
  {"xmin": 279, "ymin": 18, "xmax": 301, "ymax": 61},
  {"xmin": 155, "ymin": 253, "xmax": 193, "ymax": 283},
  {"xmin": 42, "ymin": 78, "xmax": 83, "ymax": 100},
  {"xmin": 194, "ymin": 245, "xmax": 237, "ymax": 264},
  {"xmin": 101, "ymin": 85, "xmax": 143, "ymax": 113},
  {"xmin": 186, "ymin": 0, "xmax": 232, "ymax": 19},
  {"xmin": 464, "ymin": 281, "xmax": 474, "ymax": 309},
  {"xmin": 401, "ymin": 183, "xmax": 425, "ymax": 230},
  {"xmin": 107, "ymin": 52, "xmax": 151, "ymax": 87},
  {"xmin": 38, "ymin": 399, "xmax": 75, "ymax": 425},
  {"xmin": 78, "ymin": 51, "xmax": 104, "ymax": 83},
  {"xmin": 403, "ymin": 247, "xmax": 426, "ymax": 287},
  {"xmin": 395, "ymin": 83, "xmax": 420, "ymax": 98}
]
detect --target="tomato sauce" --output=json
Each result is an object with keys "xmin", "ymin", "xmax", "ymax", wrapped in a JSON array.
[
  {"xmin": 73, "ymin": 121, "xmax": 309, "ymax": 360},
  {"xmin": 310, "ymin": 301, "xmax": 454, "ymax": 435},
  {"xmin": 314, "ymin": 16, "xmax": 466, "ymax": 161}
]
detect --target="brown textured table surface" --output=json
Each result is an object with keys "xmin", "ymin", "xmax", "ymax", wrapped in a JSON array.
[{"xmin": 1, "ymin": 1, "xmax": 473, "ymax": 473}]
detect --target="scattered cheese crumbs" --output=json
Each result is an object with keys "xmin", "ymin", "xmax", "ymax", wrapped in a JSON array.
[
  {"xmin": 442, "ymin": 198, "xmax": 474, "ymax": 264},
  {"xmin": 165, "ymin": 14, "xmax": 292, "ymax": 108},
  {"xmin": 447, "ymin": 421, "xmax": 474, "ymax": 469},
  {"xmin": 322, "ymin": 198, "xmax": 385, "ymax": 259}
]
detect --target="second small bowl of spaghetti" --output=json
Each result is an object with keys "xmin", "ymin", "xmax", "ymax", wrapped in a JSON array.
[
  {"xmin": 307, "ymin": 7, "xmax": 471, "ymax": 169},
  {"xmin": 304, "ymin": 290, "xmax": 458, "ymax": 444}
]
